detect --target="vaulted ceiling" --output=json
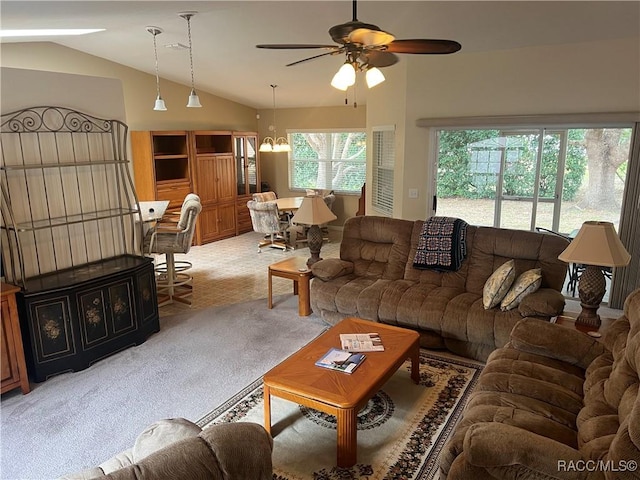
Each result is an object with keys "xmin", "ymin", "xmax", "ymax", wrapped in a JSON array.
[{"xmin": 2, "ymin": 1, "xmax": 639, "ymax": 109}]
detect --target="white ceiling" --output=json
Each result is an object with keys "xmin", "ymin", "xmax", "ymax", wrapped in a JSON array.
[{"xmin": 2, "ymin": 1, "xmax": 639, "ymax": 109}]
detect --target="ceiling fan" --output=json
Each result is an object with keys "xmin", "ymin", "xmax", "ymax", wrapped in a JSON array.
[{"xmin": 256, "ymin": 0, "xmax": 461, "ymax": 90}]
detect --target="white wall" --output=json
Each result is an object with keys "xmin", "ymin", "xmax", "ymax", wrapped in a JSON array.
[
  {"xmin": 1, "ymin": 67, "xmax": 126, "ymax": 120},
  {"xmin": 368, "ymin": 37, "xmax": 640, "ymax": 220}
]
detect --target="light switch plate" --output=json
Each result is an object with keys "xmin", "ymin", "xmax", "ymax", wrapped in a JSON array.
[{"xmin": 408, "ymin": 188, "xmax": 419, "ymax": 199}]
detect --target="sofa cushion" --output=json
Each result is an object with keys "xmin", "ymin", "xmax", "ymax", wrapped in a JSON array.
[
  {"xmin": 465, "ymin": 227, "xmax": 569, "ymax": 296},
  {"xmin": 340, "ymin": 216, "xmax": 413, "ymax": 281},
  {"xmin": 500, "ymin": 268, "xmax": 542, "ymax": 311},
  {"xmin": 311, "ymin": 258, "xmax": 354, "ymax": 281},
  {"xmin": 482, "ymin": 260, "xmax": 515, "ymax": 309}
]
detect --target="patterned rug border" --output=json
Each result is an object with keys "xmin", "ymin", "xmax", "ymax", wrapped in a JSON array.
[{"xmin": 197, "ymin": 350, "xmax": 484, "ymax": 479}]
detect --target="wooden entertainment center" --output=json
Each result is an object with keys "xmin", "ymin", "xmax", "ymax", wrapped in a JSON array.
[{"xmin": 131, "ymin": 130, "xmax": 260, "ymax": 245}]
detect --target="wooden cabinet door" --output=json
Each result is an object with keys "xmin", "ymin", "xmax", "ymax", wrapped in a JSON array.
[
  {"xmin": 216, "ymin": 155, "xmax": 236, "ymax": 204},
  {"xmin": 195, "ymin": 155, "xmax": 219, "ymax": 205},
  {"xmin": 1, "ymin": 298, "xmax": 18, "ymax": 386},
  {"xmin": 217, "ymin": 202, "xmax": 236, "ymax": 238},
  {"xmin": 198, "ymin": 205, "xmax": 221, "ymax": 244}
]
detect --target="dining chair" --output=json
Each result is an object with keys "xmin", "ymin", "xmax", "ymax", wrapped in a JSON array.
[{"xmin": 247, "ymin": 200, "xmax": 290, "ymax": 252}]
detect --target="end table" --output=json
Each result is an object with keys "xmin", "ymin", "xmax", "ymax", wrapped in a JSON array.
[{"xmin": 268, "ymin": 257, "xmax": 314, "ymax": 316}]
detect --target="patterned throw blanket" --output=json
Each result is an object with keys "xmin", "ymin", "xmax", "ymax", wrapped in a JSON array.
[{"xmin": 413, "ymin": 216, "xmax": 468, "ymax": 271}]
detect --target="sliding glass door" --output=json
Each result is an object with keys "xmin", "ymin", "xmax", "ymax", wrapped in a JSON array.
[{"xmin": 435, "ymin": 126, "xmax": 632, "ymax": 237}]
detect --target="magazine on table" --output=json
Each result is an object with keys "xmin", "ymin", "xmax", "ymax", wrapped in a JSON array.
[
  {"xmin": 340, "ymin": 333, "xmax": 384, "ymax": 352},
  {"xmin": 315, "ymin": 348, "xmax": 366, "ymax": 374}
]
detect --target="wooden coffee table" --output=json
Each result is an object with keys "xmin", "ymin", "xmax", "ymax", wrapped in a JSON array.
[{"xmin": 263, "ymin": 317, "xmax": 420, "ymax": 468}]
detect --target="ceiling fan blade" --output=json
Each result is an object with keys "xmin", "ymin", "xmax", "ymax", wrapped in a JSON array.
[
  {"xmin": 348, "ymin": 27, "xmax": 394, "ymax": 46},
  {"xmin": 286, "ymin": 48, "xmax": 345, "ymax": 67},
  {"xmin": 385, "ymin": 39, "xmax": 462, "ymax": 54},
  {"xmin": 363, "ymin": 50, "xmax": 398, "ymax": 68},
  {"xmin": 256, "ymin": 44, "xmax": 337, "ymax": 50}
]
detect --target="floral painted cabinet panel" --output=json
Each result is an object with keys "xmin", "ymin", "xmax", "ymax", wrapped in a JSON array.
[
  {"xmin": 78, "ymin": 280, "xmax": 136, "ymax": 347},
  {"xmin": 19, "ymin": 256, "xmax": 159, "ymax": 383}
]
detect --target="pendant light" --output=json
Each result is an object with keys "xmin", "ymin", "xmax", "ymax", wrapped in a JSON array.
[
  {"xmin": 179, "ymin": 11, "xmax": 202, "ymax": 108},
  {"xmin": 146, "ymin": 26, "xmax": 167, "ymax": 111},
  {"xmin": 259, "ymin": 85, "xmax": 291, "ymax": 153}
]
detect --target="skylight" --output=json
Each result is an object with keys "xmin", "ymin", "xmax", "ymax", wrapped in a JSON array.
[{"xmin": 0, "ymin": 29, "xmax": 105, "ymax": 38}]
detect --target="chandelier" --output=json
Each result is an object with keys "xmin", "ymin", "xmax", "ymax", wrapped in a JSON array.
[{"xmin": 259, "ymin": 85, "xmax": 291, "ymax": 153}]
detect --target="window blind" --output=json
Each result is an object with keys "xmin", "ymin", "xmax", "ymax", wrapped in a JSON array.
[{"xmin": 372, "ymin": 127, "xmax": 395, "ymax": 215}]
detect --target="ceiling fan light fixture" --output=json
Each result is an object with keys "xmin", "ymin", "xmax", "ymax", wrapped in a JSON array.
[
  {"xmin": 331, "ymin": 62, "xmax": 356, "ymax": 90},
  {"xmin": 365, "ymin": 66, "xmax": 385, "ymax": 88},
  {"xmin": 348, "ymin": 27, "xmax": 395, "ymax": 46}
]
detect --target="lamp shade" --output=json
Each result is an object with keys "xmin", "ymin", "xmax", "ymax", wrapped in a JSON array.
[
  {"xmin": 259, "ymin": 139, "xmax": 273, "ymax": 152},
  {"xmin": 331, "ymin": 63, "xmax": 356, "ymax": 91},
  {"xmin": 558, "ymin": 221, "xmax": 631, "ymax": 267},
  {"xmin": 366, "ymin": 67, "xmax": 385, "ymax": 88},
  {"xmin": 291, "ymin": 196, "xmax": 337, "ymax": 226}
]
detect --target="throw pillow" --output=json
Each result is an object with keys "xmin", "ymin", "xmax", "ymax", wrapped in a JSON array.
[
  {"xmin": 482, "ymin": 259, "xmax": 516, "ymax": 309},
  {"xmin": 500, "ymin": 268, "xmax": 542, "ymax": 311}
]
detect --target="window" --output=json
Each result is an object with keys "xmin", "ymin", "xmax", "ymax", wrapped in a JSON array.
[
  {"xmin": 289, "ymin": 130, "xmax": 366, "ymax": 194},
  {"xmin": 434, "ymin": 126, "xmax": 633, "ymax": 235},
  {"xmin": 372, "ymin": 126, "xmax": 395, "ymax": 215}
]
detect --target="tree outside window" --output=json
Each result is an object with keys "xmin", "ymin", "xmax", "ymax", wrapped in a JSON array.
[{"xmin": 289, "ymin": 131, "xmax": 366, "ymax": 194}]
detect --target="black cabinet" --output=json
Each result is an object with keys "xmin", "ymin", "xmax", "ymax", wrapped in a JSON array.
[{"xmin": 18, "ymin": 255, "xmax": 159, "ymax": 382}]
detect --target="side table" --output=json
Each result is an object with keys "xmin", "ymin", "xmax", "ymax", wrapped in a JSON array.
[
  {"xmin": 268, "ymin": 257, "xmax": 313, "ymax": 316},
  {"xmin": 552, "ymin": 313, "xmax": 614, "ymax": 341}
]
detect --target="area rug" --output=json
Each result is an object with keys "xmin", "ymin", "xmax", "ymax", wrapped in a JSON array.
[{"xmin": 198, "ymin": 350, "xmax": 483, "ymax": 480}]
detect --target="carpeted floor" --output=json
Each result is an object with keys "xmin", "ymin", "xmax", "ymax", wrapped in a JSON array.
[
  {"xmin": 200, "ymin": 350, "xmax": 483, "ymax": 480},
  {"xmin": 0, "ymin": 295, "xmax": 326, "ymax": 480}
]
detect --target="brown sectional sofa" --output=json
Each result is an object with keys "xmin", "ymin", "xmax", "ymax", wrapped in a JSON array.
[
  {"xmin": 60, "ymin": 419, "xmax": 273, "ymax": 479},
  {"xmin": 439, "ymin": 287, "xmax": 640, "ymax": 479},
  {"xmin": 311, "ymin": 215, "xmax": 570, "ymax": 361}
]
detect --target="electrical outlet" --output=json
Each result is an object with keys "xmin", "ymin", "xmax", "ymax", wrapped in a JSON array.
[{"xmin": 408, "ymin": 188, "xmax": 419, "ymax": 199}]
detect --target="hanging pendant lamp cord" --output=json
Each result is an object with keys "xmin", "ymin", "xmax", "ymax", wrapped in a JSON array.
[
  {"xmin": 186, "ymin": 16, "xmax": 196, "ymax": 90},
  {"xmin": 152, "ymin": 31, "xmax": 161, "ymax": 97},
  {"xmin": 271, "ymin": 84, "xmax": 278, "ymax": 137}
]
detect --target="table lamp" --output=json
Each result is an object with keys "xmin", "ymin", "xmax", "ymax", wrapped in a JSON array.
[
  {"xmin": 291, "ymin": 195, "xmax": 337, "ymax": 267},
  {"xmin": 558, "ymin": 221, "xmax": 630, "ymax": 327}
]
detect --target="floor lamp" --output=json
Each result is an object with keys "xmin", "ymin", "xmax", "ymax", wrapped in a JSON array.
[
  {"xmin": 558, "ymin": 221, "xmax": 630, "ymax": 328},
  {"xmin": 291, "ymin": 196, "xmax": 337, "ymax": 267}
]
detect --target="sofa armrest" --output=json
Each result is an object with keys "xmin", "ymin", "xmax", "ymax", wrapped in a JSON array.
[
  {"xmin": 510, "ymin": 318, "xmax": 606, "ymax": 370},
  {"xmin": 311, "ymin": 258, "xmax": 354, "ymax": 281},
  {"xmin": 464, "ymin": 423, "xmax": 594, "ymax": 480},
  {"xmin": 518, "ymin": 287, "xmax": 565, "ymax": 318},
  {"xmin": 199, "ymin": 422, "xmax": 273, "ymax": 480}
]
